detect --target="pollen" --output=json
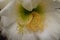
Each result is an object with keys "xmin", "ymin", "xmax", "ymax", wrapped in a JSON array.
[
  {"xmin": 17, "ymin": 12, "xmax": 45, "ymax": 33},
  {"xmin": 26, "ymin": 12, "xmax": 45, "ymax": 32}
]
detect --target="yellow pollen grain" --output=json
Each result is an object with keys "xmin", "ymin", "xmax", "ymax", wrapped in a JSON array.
[{"xmin": 26, "ymin": 12, "xmax": 45, "ymax": 32}]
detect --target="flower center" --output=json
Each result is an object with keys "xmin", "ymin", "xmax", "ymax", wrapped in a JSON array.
[
  {"xmin": 17, "ymin": 2, "xmax": 46, "ymax": 33},
  {"xmin": 17, "ymin": 12, "xmax": 45, "ymax": 33}
]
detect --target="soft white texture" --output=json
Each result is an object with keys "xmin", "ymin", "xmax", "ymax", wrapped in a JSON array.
[
  {"xmin": 1, "ymin": 11, "xmax": 60, "ymax": 40},
  {"xmin": 0, "ymin": 0, "xmax": 60, "ymax": 40},
  {"xmin": 53, "ymin": 0, "xmax": 60, "ymax": 2},
  {"xmin": 0, "ymin": 0, "xmax": 12, "ymax": 9},
  {"xmin": 20, "ymin": 0, "xmax": 40, "ymax": 11}
]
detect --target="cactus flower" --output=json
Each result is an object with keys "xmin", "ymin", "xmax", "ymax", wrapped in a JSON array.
[{"xmin": 0, "ymin": 0, "xmax": 60, "ymax": 40}]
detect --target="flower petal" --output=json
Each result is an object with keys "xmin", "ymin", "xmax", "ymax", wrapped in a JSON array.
[
  {"xmin": 0, "ymin": 0, "xmax": 18, "ymax": 27},
  {"xmin": 0, "ymin": 0, "xmax": 13, "ymax": 9},
  {"xmin": 19, "ymin": 0, "xmax": 41, "ymax": 11}
]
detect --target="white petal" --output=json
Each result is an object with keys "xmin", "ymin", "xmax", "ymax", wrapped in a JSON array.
[
  {"xmin": 20, "ymin": 0, "xmax": 40, "ymax": 11},
  {"xmin": 21, "ymin": 0, "xmax": 33, "ymax": 11},
  {"xmin": 0, "ymin": 0, "xmax": 12, "ymax": 9},
  {"xmin": 0, "ymin": 0, "xmax": 18, "ymax": 27},
  {"xmin": 0, "ymin": 0, "xmax": 60, "ymax": 40},
  {"xmin": 32, "ymin": 0, "xmax": 41, "ymax": 9}
]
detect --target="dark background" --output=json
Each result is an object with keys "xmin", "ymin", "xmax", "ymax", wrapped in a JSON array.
[{"xmin": 0, "ymin": 30, "xmax": 8, "ymax": 40}]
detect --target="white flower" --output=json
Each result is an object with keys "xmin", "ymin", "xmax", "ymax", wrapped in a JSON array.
[{"xmin": 0, "ymin": 0, "xmax": 60, "ymax": 40}]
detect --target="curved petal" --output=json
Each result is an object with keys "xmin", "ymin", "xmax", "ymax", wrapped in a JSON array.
[
  {"xmin": 0, "ymin": 0, "xmax": 54, "ymax": 27},
  {"xmin": 0, "ymin": 0, "xmax": 13, "ymax": 9},
  {"xmin": 0, "ymin": 0, "xmax": 18, "ymax": 27},
  {"xmin": 17, "ymin": 0, "xmax": 41, "ymax": 11},
  {"xmin": 0, "ymin": 0, "xmax": 60, "ymax": 40}
]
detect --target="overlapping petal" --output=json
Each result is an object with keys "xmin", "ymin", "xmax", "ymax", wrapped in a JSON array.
[{"xmin": 0, "ymin": 0, "xmax": 60, "ymax": 40}]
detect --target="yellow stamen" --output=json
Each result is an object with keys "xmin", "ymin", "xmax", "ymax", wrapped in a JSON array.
[
  {"xmin": 26, "ymin": 12, "xmax": 45, "ymax": 32},
  {"xmin": 17, "ymin": 12, "xmax": 45, "ymax": 33},
  {"xmin": 17, "ymin": 23, "xmax": 24, "ymax": 33}
]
